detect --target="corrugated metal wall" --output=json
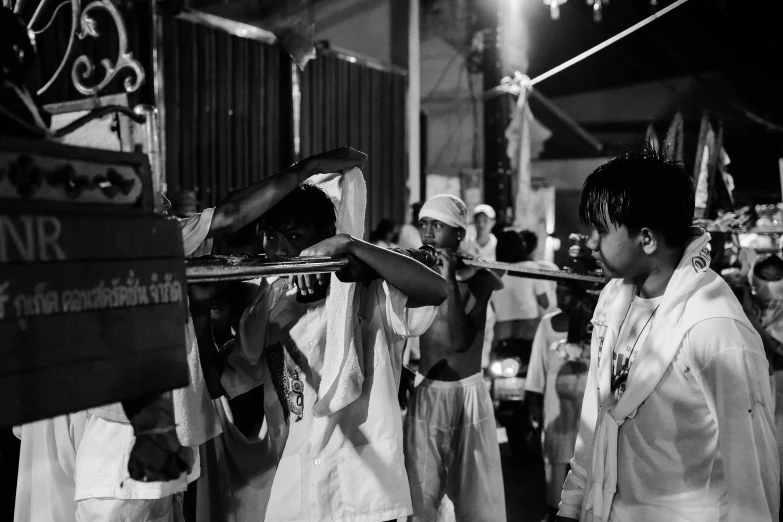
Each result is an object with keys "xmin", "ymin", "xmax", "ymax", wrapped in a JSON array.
[
  {"xmin": 160, "ymin": 16, "xmax": 294, "ymax": 209},
  {"xmin": 300, "ymin": 51, "xmax": 408, "ymax": 233},
  {"xmin": 26, "ymin": 9, "xmax": 408, "ymax": 235}
]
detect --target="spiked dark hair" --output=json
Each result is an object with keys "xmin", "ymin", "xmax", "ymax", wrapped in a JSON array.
[
  {"xmin": 578, "ymin": 144, "xmax": 694, "ymax": 247},
  {"xmin": 259, "ymin": 183, "xmax": 337, "ymax": 236}
]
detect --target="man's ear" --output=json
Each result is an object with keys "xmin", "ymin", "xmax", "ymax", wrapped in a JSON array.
[{"xmin": 639, "ymin": 227, "xmax": 659, "ymax": 255}]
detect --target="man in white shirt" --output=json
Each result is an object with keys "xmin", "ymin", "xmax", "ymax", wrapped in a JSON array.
[
  {"xmin": 14, "ymin": 147, "xmax": 368, "ymax": 522},
  {"xmin": 557, "ymin": 147, "xmax": 779, "ymax": 522},
  {"xmin": 462, "ymin": 204, "xmax": 499, "ymax": 368},
  {"xmin": 463, "ymin": 204, "xmax": 498, "ymax": 261},
  {"xmin": 526, "ymin": 279, "xmax": 591, "ymax": 522},
  {"xmin": 492, "ymin": 229, "xmax": 550, "ymax": 343},
  {"xmin": 193, "ymin": 182, "xmax": 448, "ymax": 522}
]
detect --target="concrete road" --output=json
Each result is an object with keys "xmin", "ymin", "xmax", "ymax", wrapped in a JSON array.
[{"xmin": 499, "ymin": 426, "xmax": 548, "ymax": 522}]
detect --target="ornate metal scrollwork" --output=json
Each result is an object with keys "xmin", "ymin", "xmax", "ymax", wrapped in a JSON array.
[
  {"xmin": 71, "ymin": 0, "xmax": 145, "ymax": 95},
  {"xmin": 23, "ymin": 0, "xmax": 145, "ymax": 97}
]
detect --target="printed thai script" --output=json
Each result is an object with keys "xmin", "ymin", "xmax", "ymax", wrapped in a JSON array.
[{"xmin": 0, "ymin": 271, "xmax": 184, "ymax": 320}]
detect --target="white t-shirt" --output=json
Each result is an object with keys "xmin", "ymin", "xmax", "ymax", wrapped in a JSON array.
[
  {"xmin": 464, "ymin": 233, "xmax": 497, "ymax": 262},
  {"xmin": 561, "ymin": 315, "xmax": 779, "ymax": 521},
  {"xmin": 221, "ymin": 278, "xmax": 437, "ymax": 522},
  {"xmin": 610, "ymin": 295, "xmax": 663, "ymax": 398},
  {"xmin": 397, "ymin": 224, "xmax": 422, "ymax": 250},
  {"xmin": 526, "ymin": 312, "xmax": 589, "ymax": 463},
  {"xmin": 373, "ymin": 239, "xmax": 399, "ymax": 249},
  {"xmin": 491, "ymin": 261, "xmax": 549, "ymax": 322},
  {"xmin": 535, "ymin": 260, "xmax": 559, "ymax": 315}
]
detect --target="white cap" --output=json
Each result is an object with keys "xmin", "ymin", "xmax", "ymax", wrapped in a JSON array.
[{"xmin": 473, "ymin": 204, "xmax": 496, "ymax": 220}]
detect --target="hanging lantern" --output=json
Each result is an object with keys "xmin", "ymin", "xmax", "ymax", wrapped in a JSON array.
[
  {"xmin": 543, "ymin": 0, "xmax": 567, "ymax": 20},
  {"xmin": 593, "ymin": 0, "xmax": 603, "ymax": 22}
]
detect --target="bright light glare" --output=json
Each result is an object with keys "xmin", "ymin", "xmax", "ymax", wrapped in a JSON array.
[
  {"xmin": 501, "ymin": 358, "xmax": 521, "ymax": 377},
  {"xmin": 490, "ymin": 358, "xmax": 521, "ymax": 377}
]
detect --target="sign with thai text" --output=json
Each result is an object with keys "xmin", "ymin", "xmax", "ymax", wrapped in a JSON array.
[
  {"xmin": 0, "ymin": 139, "xmax": 187, "ymax": 427},
  {"xmin": 0, "ymin": 214, "xmax": 183, "ymax": 263}
]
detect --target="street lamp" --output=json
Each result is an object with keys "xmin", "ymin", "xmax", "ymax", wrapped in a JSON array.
[{"xmin": 542, "ymin": 0, "xmax": 567, "ymax": 20}]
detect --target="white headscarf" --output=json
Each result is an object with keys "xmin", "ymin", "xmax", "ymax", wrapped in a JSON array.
[{"xmin": 419, "ymin": 194, "xmax": 469, "ymax": 231}]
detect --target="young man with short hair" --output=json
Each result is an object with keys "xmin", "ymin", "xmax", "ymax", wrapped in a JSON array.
[
  {"xmin": 193, "ymin": 179, "xmax": 448, "ymax": 522},
  {"xmin": 404, "ymin": 194, "xmax": 506, "ymax": 522},
  {"xmin": 557, "ymin": 148, "xmax": 779, "ymax": 522}
]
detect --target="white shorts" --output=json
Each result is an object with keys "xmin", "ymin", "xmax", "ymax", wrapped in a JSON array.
[{"xmin": 403, "ymin": 373, "xmax": 506, "ymax": 522}]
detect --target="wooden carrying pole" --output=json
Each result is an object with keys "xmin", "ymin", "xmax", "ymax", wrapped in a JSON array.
[
  {"xmin": 186, "ymin": 256, "xmax": 606, "ymax": 284},
  {"xmin": 186, "ymin": 256, "xmax": 351, "ymax": 283}
]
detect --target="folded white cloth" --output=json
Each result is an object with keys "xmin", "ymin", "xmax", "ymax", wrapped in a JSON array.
[{"xmin": 305, "ymin": 167, "xmax": 368, "ymax": 417}]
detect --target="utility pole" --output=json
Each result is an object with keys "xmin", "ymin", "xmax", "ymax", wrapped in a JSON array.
[{"xmin": 476, "ymin": 0, "xmax": 512, "ymax": 225}]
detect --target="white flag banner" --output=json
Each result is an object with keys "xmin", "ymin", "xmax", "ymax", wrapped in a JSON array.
[
  {"xmin": 694, "ymin": 126, "xmax": 714, "ymax": 211},
  {"xmin": 779, "ymin": 159, "xmax": 783, "ymax": 205}
]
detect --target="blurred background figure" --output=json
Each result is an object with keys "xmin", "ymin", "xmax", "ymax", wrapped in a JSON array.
[
  {"xmin": 398, "ymin": 202, "xmax": 423, "ymax": 250},
  {"xmin": 464, "ymin": 204, "xmax": 499, "ymax": 370},
  {"xmin": 524, "ymin": 277, "xmax": 592, "ymax": 522},
  {"xmin": 463, "ymin": 204, "xmax": 498, "ymax": 261},
  {"xmin": 488, "ymin": 229, "xmax": 556, "ymax": 456},
  {"xmin": 737, "ymin": 253, "xmax": 783, "ymax": 491},
  {"xmin": 370, "ymin": 218, "xmax": 400, "ymax": 248},
  {"xmin": 169, "ymin": 189, "xmax": 199, "ymax": 218},
  {"xmin": 520, "ymin": 230, "xmax": 558, "ymax": 316},
  {"xmin": 492, "ymin": 228, "xmax": 551, "ymax": 344}
]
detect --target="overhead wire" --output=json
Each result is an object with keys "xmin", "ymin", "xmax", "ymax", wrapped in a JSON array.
[{"xmin": 484, "ymin": 0, "xmax": 783, "ymax": 133}]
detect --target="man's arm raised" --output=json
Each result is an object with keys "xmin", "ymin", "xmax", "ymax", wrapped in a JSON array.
[{"xmin": 207, "ymin": 147, "xmax": 367, "ymax": 239}]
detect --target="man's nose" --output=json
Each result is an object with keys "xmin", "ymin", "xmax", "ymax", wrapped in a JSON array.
[
  {"xmin": 159, "ymin": 194, "xmax": 171, "ymax": 215},
  {"xmin": 586, "ymin": 230, "xmax": 599, "ymax": 251},
  {"xmin": 271, "ymin": 246, "xmax": 291, "ymax": 258}
]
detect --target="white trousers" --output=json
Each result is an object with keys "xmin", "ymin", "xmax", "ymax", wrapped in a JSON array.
[{"xmin": 404, "ymin": 373, "xmax": 506, "ymax": 522}]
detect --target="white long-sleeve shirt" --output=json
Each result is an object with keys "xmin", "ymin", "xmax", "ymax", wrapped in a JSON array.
[
  {"xmin": 221, "ymin": 278, "xmax": 436, "ymax": 522},
  {"xmin": 560, "ymin": 317, "xmax": 780, "ymax": 522}
]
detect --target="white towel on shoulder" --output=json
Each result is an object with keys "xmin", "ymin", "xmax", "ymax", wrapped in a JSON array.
[{"xmin": 305, "ymin": 167, "xmax": 368, "ymax": 417}]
